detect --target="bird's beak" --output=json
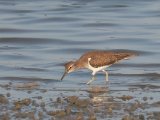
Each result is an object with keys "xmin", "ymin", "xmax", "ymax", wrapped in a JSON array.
[{"xmin": 61, "ymin": 71, "xmax": 67, "ymax": 81}]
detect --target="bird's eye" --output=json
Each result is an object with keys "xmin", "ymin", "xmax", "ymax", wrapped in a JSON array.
[{"xmin": 69, "ymin": 66, "xmax": 72, "ymax": 70}]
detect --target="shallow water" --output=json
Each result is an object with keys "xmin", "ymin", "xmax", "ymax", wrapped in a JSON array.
[{"xmin": 0, "ymin": 0, "xmax": 160, "ymax": 119}]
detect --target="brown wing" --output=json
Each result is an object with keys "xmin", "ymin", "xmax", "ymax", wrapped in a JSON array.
[
  {"xmin": 88, "ymin": 51, "xmax": 134, "ymax": 68},
  {"xmin": 89, "ymin": 52, "xmax": 117, "ymax": 68}
]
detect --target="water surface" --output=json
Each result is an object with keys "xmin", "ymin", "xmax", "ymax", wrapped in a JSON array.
[{"xmin": 0, "ymin": 0, "xmax": 160, "ymax": 119}]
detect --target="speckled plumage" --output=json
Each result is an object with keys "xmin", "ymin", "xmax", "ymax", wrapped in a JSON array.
[
  {"xmin": 61, "ymin": 50, "xmax": 136, "ymax": 84},
  {"xmin": 75, "ymin": 50, "xmax": 135, "ymax": 68}
]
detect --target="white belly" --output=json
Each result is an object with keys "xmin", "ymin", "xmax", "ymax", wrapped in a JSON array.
[{"xmin": 88, "ymin": 63, "xmax": 108, "ymax": 76}]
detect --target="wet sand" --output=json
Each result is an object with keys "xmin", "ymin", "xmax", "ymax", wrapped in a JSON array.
[
  {"xmin": 1, "ymin": 78, "xmax": 160, "ymax": 120},
  {"xmin": 0, "ymin": 0, "xmax": 160, "ymax": 120}
]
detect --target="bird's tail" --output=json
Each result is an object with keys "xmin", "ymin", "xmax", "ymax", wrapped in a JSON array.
[{"xmin": 115, "ymin": 52, "xmax": 137, "ymax": 61}]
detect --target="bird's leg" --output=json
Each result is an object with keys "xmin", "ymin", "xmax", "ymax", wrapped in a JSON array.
[
  {"xmin": 86, "ymin": 71, "xmax": 96, "ymax": 85},
  {"xmin": 102, "ymin": 70, "xmax": 109, "ymax": 82},
  {"xmin": 86, "ymin": 75, "xmax": 95, "ymax": 85}
]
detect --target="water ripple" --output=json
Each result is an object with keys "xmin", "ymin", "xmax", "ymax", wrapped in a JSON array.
[
  {"xmin": 83, "ymin": 22, "xmax": 118, "ymax": 27},
  {"xmin": 0, "ymin": 76, "xmax": 55, "ymax": 82},
  {"xmin": 0, "ymin": 37, "xmax": 59, "ymax": 44},
  {"xmin": 18, "ymin": 16, "xmax": 82, "ymax": 24}
]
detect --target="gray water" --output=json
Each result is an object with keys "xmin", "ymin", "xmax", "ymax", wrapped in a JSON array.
[{"xmin": 0, "ymin": 0, "xmax": 160, "ymax": 120}]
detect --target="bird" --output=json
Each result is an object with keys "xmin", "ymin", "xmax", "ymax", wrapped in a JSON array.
[{"xmin": 61, "ymin": 50, "xmax": 136, "ymax": 84}]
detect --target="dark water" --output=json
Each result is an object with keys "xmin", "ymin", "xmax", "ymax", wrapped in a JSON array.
[{"xmin": 0, "ymin": 0, "xmax": 160, "ymax": 119}]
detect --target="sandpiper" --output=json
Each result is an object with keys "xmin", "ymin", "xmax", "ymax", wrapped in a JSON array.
[{"xmin": 61, "ymin": 50, "xmax": 136, "ymax": 84}]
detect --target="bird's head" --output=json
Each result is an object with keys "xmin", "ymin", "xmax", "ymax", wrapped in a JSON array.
[{"xmin": 61, "ymin": 61, "xmax": 76, "ymax": 80}]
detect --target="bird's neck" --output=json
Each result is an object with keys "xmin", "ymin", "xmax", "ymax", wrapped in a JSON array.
[{"xmin": 75, "ymin": 60, "xmax": 86, "ymax": 69}]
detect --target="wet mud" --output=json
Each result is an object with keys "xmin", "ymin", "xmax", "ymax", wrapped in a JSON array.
[{"xmin": 1, "ymin": 81, "xmax": 160, "ymax": 120}]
